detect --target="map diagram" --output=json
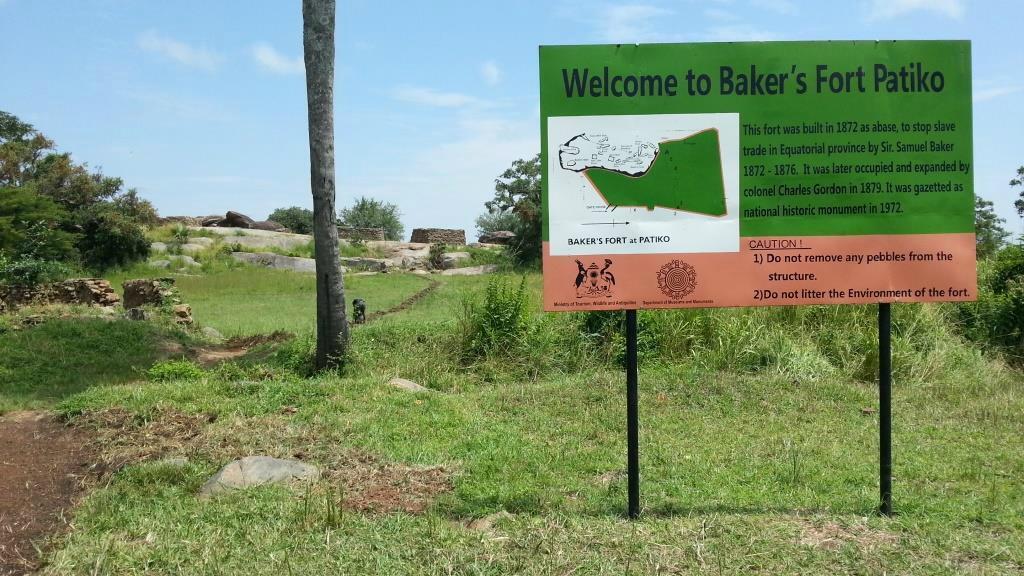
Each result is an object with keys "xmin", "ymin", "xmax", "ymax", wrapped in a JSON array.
[
  {"xmin": 547, "ymin": 113, "xmax": 739, "ymax": 256},
  {"xmin": 558, "ymin": 129, "xmax": 727, "ymax": 216}
]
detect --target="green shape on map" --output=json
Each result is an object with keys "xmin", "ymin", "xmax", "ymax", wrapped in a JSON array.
[{"xmin": 583, "ymin": 129, "xmax": 727, "ymax": 215}]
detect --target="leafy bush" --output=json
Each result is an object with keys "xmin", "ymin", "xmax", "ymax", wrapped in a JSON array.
[
  {"xmin": 957, "ymin": 244, "xmax": 1024, "ymax": 358},
  {"xmin": 338, "ymin": 196, "xmax": 403, "ymax": 241},
  {"xmin": 147, "ymin": 359, "xmax": 205, "ymax": 383},
  {"xmin": 269, "ymin": 206, "xmax": 314, "ymax": 235},
  {"xmin": 460, "ymin": 276, "xmax": 530, "ymax": 358},
  {"xmin": 0, "ymin": 187, "xmax": 76, "ymax": 261},
  {"xmin": 0, "ymin": 253, "xmax": 72, "ymax": 287},
  {"xmin": 475, "ymin": 210, "xmax": 519, "ymax": 237},
  {"xmin": 76, "ymin": 208, "xmax": 150, "ymax": 271}
]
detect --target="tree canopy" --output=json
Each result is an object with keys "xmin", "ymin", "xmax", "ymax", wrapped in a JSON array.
[{"xmin": 338, "ymin": 196, "xmax": 404, "ymax": 241}]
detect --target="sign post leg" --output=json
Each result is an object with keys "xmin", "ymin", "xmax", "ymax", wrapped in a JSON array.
[
  {"xmin": 878, "ymin": 303, "xmax": 893, "ymax": 516},
  {"xmin": 625, "ymin": 309, "xmax": 640, "ymax": 519}
]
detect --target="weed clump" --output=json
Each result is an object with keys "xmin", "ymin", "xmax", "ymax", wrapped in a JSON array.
[
  {"xmin": 148, "ymin": 359, "xmax": 205, "ymax": 383},
  {"xmin": 459, "ymin": 276, "xmax": 529, "ymax": 358}
]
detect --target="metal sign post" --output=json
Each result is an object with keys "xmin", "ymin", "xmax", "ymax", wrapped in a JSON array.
[
  {"xmin": 879, "ymin": 303, "xmax": 893, "ymax": 516},
  {"xmin": 625, "ymin": 309, "xmax": 640, "ymax": 519}
]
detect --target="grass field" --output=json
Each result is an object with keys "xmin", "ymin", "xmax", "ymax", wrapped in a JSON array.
[{"xmin": 3, "ymin": 266, "xmax": 1022, "ymax": 574}]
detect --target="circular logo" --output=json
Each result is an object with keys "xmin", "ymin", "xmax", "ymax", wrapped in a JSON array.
[{"xmin": 657, "ymin": 260, "xmax": 697, "ymax": 299}]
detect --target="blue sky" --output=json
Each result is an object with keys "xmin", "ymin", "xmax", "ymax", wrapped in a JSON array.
[{"xmin": 1, "ymin": 0, "xmax": 1021, "ymax": 237}]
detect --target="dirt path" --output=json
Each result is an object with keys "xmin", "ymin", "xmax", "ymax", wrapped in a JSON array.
[{"xmin": 0, "ymin": 412, "xmax": 95, "ymax": 575}]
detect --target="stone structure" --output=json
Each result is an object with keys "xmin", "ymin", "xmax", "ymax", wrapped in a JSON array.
[
  {"xmin": 410, "ymin": 228, "xmax": 466, "ymax": 245},
  {"xmin": 338, "ymin": 226, "xmax": 386, "ymax": 241},
  {"xmin": 122, "ymin": 278, "xmax": 177, "ymax": 309},
  {"xmin": 0, "ymin": 279, "xmax": 119, "ymax": 312}
]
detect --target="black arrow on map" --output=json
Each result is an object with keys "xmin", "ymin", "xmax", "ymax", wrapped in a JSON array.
[{"xmin": 581, "ymin": 221, "xmax": 631, "ymax": 226}]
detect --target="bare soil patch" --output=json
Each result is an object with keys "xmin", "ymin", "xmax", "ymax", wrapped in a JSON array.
[
  {"xmin": 0, "ymin": 412, "xmax": 96, "ymax": 575},
  {"xmin": 76, "ymin": 410, "xmax": 453, "ymax": 514},
  {"xmin": 194, "ymin": 330, "xmax": 294, "ymax": 367},
  {"xmin": 797, "ymin": 517, "xmax": 900, "ymax": 551}
]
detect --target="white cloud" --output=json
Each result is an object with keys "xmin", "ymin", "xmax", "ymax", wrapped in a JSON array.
[
  {"xmin": 481, "ymin": 60, "xmax": 502, "ymax": 86},
  {"xmin": 867, "ymin": 0, "xmax": 964, "ymax": 20},
  {"xmin": 974, "ymin": 85, "xmax": 1022, "ymax": 103},
  {"xmin": 598, "ymin": 4, "xmax": 680, "ymax": 43},
  {"xmin": 251, "ymin": 43, "xmax": 305, "ymax": 75},
  {"xmin": 137, "ymin": 30, "xmax": 222, "ymax": 72},
  {"xmin": 392, "ymin": 86, "xmax": 483, "ymax": 108},
  {"xmin": 749, "ymin": 0, "xmax": 798, "ymax": 15}
]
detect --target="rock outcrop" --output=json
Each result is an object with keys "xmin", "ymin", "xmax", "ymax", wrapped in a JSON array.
[
  {"xmin": 479, "ymin": 230, "xmax": 516, "ymax": 245},
  {"xmin": 231, "ymin": 252, "xmax": 317, "ymax": 273}
]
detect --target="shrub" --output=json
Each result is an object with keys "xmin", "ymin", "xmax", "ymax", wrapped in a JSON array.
[
  {"xmin": 147, "ymin": 359, "xmax": 205, "ymax": 382},
  {"xmin": 76, "ymin": 208, "xmax": 150, "ymax": 271},
  {"xmin": 460, "ymin": 276, "xmax": 530, "ymax": 358},
  {"xmin": 0, "ymin": 254, "xmax": 72, "ymax": 287},
  {"xmin": 338, "ymin": 196, "xmax": 403, "ymax": 241},
  {"xmin": 957, "ymin": 244, "xmax": 1024, "ymax": 358},
  {"xmin": 269, "ymin": 207, "xmax": 314, "ymax": 235},
  {"xmin": 428, "ymin": 243, "xmax": 448, "ymax": 270},
  {"xmin": 475, "ymin": 210, "xmax": 519, "ymax": 237}
]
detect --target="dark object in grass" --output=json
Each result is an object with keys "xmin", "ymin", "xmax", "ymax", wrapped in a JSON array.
[{"xmin": 353, "ymin": 298, "xmax": 366, "ymax": 324}]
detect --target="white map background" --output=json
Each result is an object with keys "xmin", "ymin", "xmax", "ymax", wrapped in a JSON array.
[{"xmin": 547, "ymin": 113, "xmax": 740, "ymax": 256}]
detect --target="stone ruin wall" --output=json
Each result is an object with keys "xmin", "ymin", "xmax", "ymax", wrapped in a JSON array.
[
  {"xmin": 338, "ymin": 226, "xmax": 386, "ymax": 241},
  {"xmin": 409, "ymin": 228, "xmax": 466, "ymax": 245},
  {"xmin": 0, "ymin": 279, "xmax": 119, "ymax": 312}
]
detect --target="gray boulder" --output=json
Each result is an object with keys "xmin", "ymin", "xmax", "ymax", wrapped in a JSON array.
[
  {"xmin": 188, "ymin": 237, "xmax": 215, "ymax": 247},
  {"xmin": 223, "ymin": 211, "xmax": 256, "ymax": 228},
  {"xmin": 201, "ymin": 326, "xmax": 225, "ymax": 341},
  {"xmin": 251, "ymin": 220, "xmax": 288, "ymax": 232},
  {"xmin": 478, "ymin": 230, "xmax": 516, "ymax": 245},
  {"xmin": 178, "ymin": 243, "xmax": 206, "ymax": 254},
  {"xmin": 199, "ymin": 456, "xmax": 320, "ymax": 498},
  {"xmin": 388, "ymin": 377, "xmax": 429, "ymax": 392},
  {"xmin": 149, "ymin": 260, "xmax": 171, "ymax": 269},
  {"xmin": 440, "ymin": 251, "xmax": 470, "ymax": 270},
  {"xmin": 339, "ymin": 257, "xmax": 390, "ymax": 272},
  {"xmin": 150, "ymin": 242, "xmax": 168, "ymax": 253},
  {"xmin": 168, "ymin": 255, "xmax": 199, "ymax": 267},
  {"xmin": 231, "ymin": 252, "xmax": 317, "ymax": 273}
]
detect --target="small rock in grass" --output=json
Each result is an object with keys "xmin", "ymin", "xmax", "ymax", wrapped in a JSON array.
[
  {"xmin": 149, "ymin": 260, "xmax": 171, "ymax": 269},
  {"xmin": 150, "ymin": 242, "xmax": 168, "ymax": 253},
  {"xmin": 201, "ymin": 326, "xmax": 224, "ymax": 341},
  {"xmin": 388, "ymin": 377, "xmax": 429, "ymax": 392},
  {"xmin": 199, "ymin": 456, "xmax": 320, "ymax": 498},
  {"xmin": 467, "ymin": 511, "xmax": 513, "ymax": 532}
]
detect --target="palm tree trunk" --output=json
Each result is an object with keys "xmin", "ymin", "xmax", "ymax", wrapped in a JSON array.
[{"xmin": 302, "ymin": 0, "xmax": 348, "ymax": 368}]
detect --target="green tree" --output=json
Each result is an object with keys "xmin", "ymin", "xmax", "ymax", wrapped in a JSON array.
[
  {"xmin": 1013, "ymin": 166, "xmax": 1024, "ymax": 218},
  {"xmin": 474, "ymin": 209, "xmax": 519, "ymax": 237},
  {"xmin": 975, "ymin": 195, "xmax": 1010, "ymax": 259},
  {"xmin": 0, "ymin": 187, "xmax": 75, "ymax": 260},
  {"xmin": 0, "ymin": 111, "xmax": 54, "ymax": 187},
  {"xmin": 485, "ymin": 154, "xmax": 541, "ymax": 266},
  {"xmin": 338, "ymin": 196, "xmax": 404, "ymax": 241},
  {"xmin": 269, "ymin": 206, "xmax": 314, "ymax": 234}
]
